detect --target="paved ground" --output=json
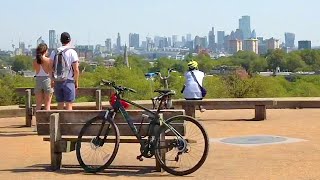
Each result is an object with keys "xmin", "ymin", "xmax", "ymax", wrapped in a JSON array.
[{"xmin": 0, "ymin": 109, "xmax": 320, "ymax": 180}]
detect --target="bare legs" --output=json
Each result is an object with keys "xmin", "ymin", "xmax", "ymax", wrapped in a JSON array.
[
  {"xmin": 36, "ymin": 92, "xmax": 52, "ymax": 110},
  {"xmin": 35, "ymin": 92, "xmax": 44, "ymax": 111},
  {"xmin": 57, "ymin": 102, "xmax": 73, "ymax": 110}
]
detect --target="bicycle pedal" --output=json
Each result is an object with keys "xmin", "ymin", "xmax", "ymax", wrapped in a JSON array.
[{"xmin": 136, "ymin": 155, "xmax": 144, "ymax": 161}]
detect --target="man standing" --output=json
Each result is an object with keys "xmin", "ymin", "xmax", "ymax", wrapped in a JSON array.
[{"xmin": 50, "ymin": 32, "xmax": 79, "ymax": 110}]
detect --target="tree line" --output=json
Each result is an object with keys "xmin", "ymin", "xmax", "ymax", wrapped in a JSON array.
[{"xmin": 1, "ymin": 49, "xmax": 320, "ymax": 105}]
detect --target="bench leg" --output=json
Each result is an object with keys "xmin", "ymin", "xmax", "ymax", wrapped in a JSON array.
[
  {"xmin": 26, "ymin": 110, "xmax": 32, "ymax": 127},
  {"xmin": 156, "ymin": 132, "xmax": 166, "ymax": 172},
  {"xmin": 255, "ymin": 105, "xmax": 266, "ymax": 120},
  {"xmin": 183, "ymin": 104, "xmax": 196, "ymax": 118},
  {"xmin": 50, "ymin": 113, "xmax": 62, "ymax": 170},
  {"xmin": 25, "ymin": 89, "xmax": 32, "ymax": 127},
  {"xmin": 95, "ymin": 89, "xmax": 102, "ymax": 110}
]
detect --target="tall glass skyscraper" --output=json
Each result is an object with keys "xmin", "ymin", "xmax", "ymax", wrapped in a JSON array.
[
  {"xmin": 208, "ymin": 27, "xmax": 215, "ymax": 51},
  {"xmin": 49, "ymin": 30, "xmax": 56, "ymax": 49},
  {"xmin": 129, "ymin": 33, "xmax": 140, "ymax": 49},
  {"xmin": 239, "ymin": 16, "xmax": 251, "ymax": 40},
  {"xmin": 117, "ymin": 33, "xmax": 121, "ymax": 51},
  {"xmin": 217, "ymin": 31, "xmax": 225, "ymax": 52},
  {"xmin": 105, "ymin": 38, "xmax": 112, "ymax": 52},
  {"xmin": 285, "ymin": 32, "xmax": 295, "ymax": 48}
]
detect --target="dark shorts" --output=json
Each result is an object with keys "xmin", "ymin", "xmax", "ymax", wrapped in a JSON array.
[{"xmin": 54, "ymin": 80, "xmax": 76, "ymax": 103}]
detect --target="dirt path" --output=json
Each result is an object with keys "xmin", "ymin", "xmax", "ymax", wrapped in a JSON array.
[{"xmin": 0, "ymin": 109, "xmax": 319, "ymax": 180}]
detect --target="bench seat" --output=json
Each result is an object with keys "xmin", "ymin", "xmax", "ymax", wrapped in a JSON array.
[{"xmin": 173, "ymin": 99, "xmax": 276, "ymax": 120}]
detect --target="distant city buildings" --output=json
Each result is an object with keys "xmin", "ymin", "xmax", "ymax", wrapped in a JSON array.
[
  {"xmin": 267, "ymin": 38, "xmax": 280, "ymax": 50},
  {"xmin": 5, "ymin": 15, "xmax": 317, "ymax": 62},
  {"xmin": 36, "ymin": 36, "xmax": 45, "ymax": 46},
  {"xmin": 129, "ymin": 33, "xmax": 139, "ymax": 49},
  {"xmin": 105, "ymin": 38, "xmax": 112, "ymax": 52},
  {"xmin": 208, "ymin": 27, "xmax": 215, "ymax": 51},
  {"xmin": 217, "ymin": 31, "xmax": 225, "ymax": 52},
  {"xmin": 243, "ymin": 39, "xmax": 259, "ymax": 54},
  {"xmin": 251, "ymin": 30, "xmax": 257, "ymax": 39},
  {"xmin": 298, "ymin": 40, "xmax": 311, "ymax": 50},
  {"xmin": 172, "ymin": 35, "xmax": 178, "ymax": 47},
  {"xmin": 239, "ymin": 15, "xmax": 251, "ymax": 40},
  {"xmin": 285, "ymin": 32, "xmax": 295, "ymax": 48},
  {"xmin": 186, "ymin": 34, "xmax": 192, "ymax": 42},
  {"xmin": 49, "ymin": 30, "xmax": 56, "ymax": 49},
  {"xmin": 229, "ymin": 40, "xmax": 242, "ymax": 54},
  {"xmin": 75, "ymin": 45, "xmax": 94, "ymax": 61},
  {"xmin": 116, "ymin": 33, "xmax": 121, "ymax": 51}
]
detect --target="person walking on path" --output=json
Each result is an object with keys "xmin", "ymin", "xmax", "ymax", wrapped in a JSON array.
[{"xmin": 50, "ymin": 32, "xmax": 79, "ymax": 110}]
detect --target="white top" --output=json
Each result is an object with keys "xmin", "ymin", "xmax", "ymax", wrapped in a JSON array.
[
  {"xmin": 36, "ymin": 65, "xmax": 49, "ymax": 77},
  {"xmin": 183, "ymin": 70, "xmax": 205, "ymax": 99},
  {"xmin": 50, "ymin": 46, "xmax": 79, "ymax": 80}
]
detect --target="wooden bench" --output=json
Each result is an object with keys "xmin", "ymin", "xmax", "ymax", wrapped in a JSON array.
[
  {"xmin": 36, "ymin": 109, "xmax": 185, "ymax": 171},
  {"xmin": 15, "ymin": 87, "xmax": 113, "ymax": 127},
  {"xmin": 173, "ymin": 99, "xmax": 276, "ymax": 120}
]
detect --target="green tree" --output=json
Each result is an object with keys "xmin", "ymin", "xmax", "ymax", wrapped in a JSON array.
[
  {"xmin": 79, "ymin": 62, "xmax": 95, "ymax": 73},
  {"xmin": 249, "ymin": 57, "xmax": 268, "ymax": 73},
  {"xmin": 266, "ymin": 49, "xmax": 286, "ymax": 71},
  {"xmin": 285, "ymin": 52, "xmax": 306, "ymax": 72},
  {"xmin": 93, "ymin": 57, "xmax": 105, "ymax": 66},
  {"xmin": 299, "ymin": 50, "xmax": 320, "ymax": 70},
  {"xmin": 11, "ymin": 55, "xmax": 33, "ymax": 72}
]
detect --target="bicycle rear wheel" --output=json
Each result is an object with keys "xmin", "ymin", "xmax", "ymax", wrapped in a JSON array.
[
  {"xmin": 154, "ymin": 115, "xmax": 209, "ymax": 176},
  {"xmin": 76, "ymin": 116, "xmax": 120, "ymax": 173}
]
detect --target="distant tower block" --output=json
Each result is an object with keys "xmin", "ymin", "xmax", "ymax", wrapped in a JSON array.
[{"xmin": 124, "ymin": 44, "xmax": 129, "ymax": 68}]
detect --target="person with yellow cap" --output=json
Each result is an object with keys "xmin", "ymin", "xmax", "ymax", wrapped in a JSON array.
[{"xmin": 181, "ymin": 60, "xmax": 206, "ymax": 112}]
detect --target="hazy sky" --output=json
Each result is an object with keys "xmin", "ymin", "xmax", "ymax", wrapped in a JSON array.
[{"xmin": 0, "ymin": 0, "xmax": 319, "ymax": 50}]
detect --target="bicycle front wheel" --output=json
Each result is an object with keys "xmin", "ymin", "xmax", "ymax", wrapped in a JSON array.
[
  {"xmin": 154, "ymin": 115, "xmax": 209, "ymax": 176},
  {"xmin": 76, "ymin": 116, "xmax": 120, "ymax": 173}
]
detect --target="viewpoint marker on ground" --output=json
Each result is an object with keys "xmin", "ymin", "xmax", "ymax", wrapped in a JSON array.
[{"xmin": 210, "ymin": 135, "xmax": 307, "ymax": 147}]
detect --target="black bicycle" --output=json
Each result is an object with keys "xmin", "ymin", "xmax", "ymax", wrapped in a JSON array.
[
  {"xmin": 76, "ymin": 80, "xmax": 209, "ymax": 176},
  {"xmin": 151, "ymin": 68, "xmax": 176, "ymax": 109}
]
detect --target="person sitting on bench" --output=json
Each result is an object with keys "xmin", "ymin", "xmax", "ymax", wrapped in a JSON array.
[{"xmin": 181, "ymin": 60, "xmax": 206, "ymax": 112}]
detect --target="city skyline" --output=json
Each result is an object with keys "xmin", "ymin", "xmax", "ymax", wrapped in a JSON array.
[{"xmin": 1, "ymin": 0, "xmax": 320, "ymax": 50}]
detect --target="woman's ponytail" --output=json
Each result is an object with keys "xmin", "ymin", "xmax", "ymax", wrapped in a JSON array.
[{"xmin": 35, "ymin": 43, "xmax": 48, "ymax": 64}]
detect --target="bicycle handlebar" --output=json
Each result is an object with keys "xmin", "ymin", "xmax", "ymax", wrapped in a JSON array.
[
  {"xmin": 101, "ymin": 80, "xmax": 137, "ymax": 93},
  {"xmin": 154, "ymin": 68, "xmax": 176, "ymax": 80}
]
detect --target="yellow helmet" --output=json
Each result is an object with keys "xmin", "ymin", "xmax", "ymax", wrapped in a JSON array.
[{"xmin": 188, "ymin": 60, "xmax": 198, "ymax": 69}]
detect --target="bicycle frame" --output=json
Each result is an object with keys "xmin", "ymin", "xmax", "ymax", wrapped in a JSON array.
[{"xmin": 108, "ymin": 92, "xmax": 184, "ymax": 146}]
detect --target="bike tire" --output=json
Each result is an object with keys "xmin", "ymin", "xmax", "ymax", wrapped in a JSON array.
[
  {"xmin": 76, "ymin": 116, "xmax": 120, "ymax": 173},
  {"xmin": 154, "ymin": 115, "xmax": 209, "ymax": 176}
]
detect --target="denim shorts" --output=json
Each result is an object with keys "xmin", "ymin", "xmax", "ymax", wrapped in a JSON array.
[
  {"xmin": 54, "ymin": 80, "xmax": 75, "ymax": 103},
  {"xmin": 35, "ymin": 76, "xmax": 54, "ymax": 94}
]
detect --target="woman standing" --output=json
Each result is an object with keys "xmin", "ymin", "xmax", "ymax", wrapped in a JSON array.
[{"xmin": 33, "ymin": 43, "xmax": 53, "ymax": 110}]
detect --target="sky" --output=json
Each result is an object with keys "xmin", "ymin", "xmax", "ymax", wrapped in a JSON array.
[{"xmin": 0, "ymin": 0, "xmax": 319, "ymax": 50}]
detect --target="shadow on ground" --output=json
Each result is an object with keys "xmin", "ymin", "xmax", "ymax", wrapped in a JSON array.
[
  {"xmin": 0, "ymin": 132, "xmax": 37, "ymax": 137},
  {"xmin": 0, "ymin": 164, "xmax": 182, "ymax": 177},
  {"xmin": 197, "ymin": 118, "xmax": 257, "ymax": 121},
  {"xmin": 0, "ymin": 125, "xmax": 30, "ymax": 129}
]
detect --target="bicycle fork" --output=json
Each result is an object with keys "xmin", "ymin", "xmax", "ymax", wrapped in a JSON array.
[{"xmin": 92, "ymin": 110, "xmax": 115, "ymax": 147}]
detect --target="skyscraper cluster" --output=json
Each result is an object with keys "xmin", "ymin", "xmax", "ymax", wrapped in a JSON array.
[{"xmin": 22, "ymin": 15, "xmax": 312, "ymax": 60}]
